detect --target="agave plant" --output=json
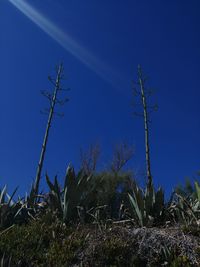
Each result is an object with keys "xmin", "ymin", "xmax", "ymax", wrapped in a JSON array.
[
  {"xmin": 168, "ymin": 181, "xmax": 200, "ymax": 226},
  {"xmin": 0, "ymin": 254, "xmax": 12, "ymax": 267},
  {"xmin": 45, "ymin": 164, "xmax": 94, "ymax": 223},
  {"xmin": 0, "ymin": 186, "xmax": 21, "ymax": 229},
  {"xmin": 128, "ymin": 181, "xmax": 165, "ymax": 226},
  {"xmin": 175, "ymin": 179, "xmax": 196, "ymax": 200},
  {"xmin": 0, "ymin": 184, "xmax": 43, "ymax": 230}
]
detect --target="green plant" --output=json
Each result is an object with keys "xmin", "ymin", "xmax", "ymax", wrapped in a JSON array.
[
  {"xmin": 175, "ymin": 179, "xmax": 196, "ymax": 200},
  {"xmin": 46, "ymin": 164, "xmax": 94, "ymax": 223},
  {"xmin": 159, "ymin": 245, "xmax": 191, "ymax": 267},
  {"xmin": 0, "ymin": 186, "xmax": 21, "ymax": 229},
  {"xmin": 0, "ymin": 254, "xmax": 12, "ymax": 267},
  {"xmin": 169, "ymin": 181, "xmax": 200, "ymax": 227},
  {"xmin": 128, "ymin": 181, "xmax": 165, "ymax": 226},
  {"xmin": 86, "ymin": 171, "xmax": 133, "ymax": 220},
  {"xmin": 0, "ymin": 213, "xmax": 86, "ymax": 267},
  {"xmin": 89, "ymin": 235, "xmax": 138, "ymax": 266}
]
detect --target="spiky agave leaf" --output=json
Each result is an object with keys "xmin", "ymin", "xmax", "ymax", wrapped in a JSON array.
[
  {"xmin": 0, "ymin": 254, "xmax": 12, "ymax": 267},
  {"xmin": 173, "ymin": 193, "xmax": 198, "ymax": 226},
  {"xmin": 128, "ymin": 182, "xmax": 165, "ymax": 226},
  {"xmin": 144, "ymin": 183, "xmax": 154, "ymax": 216},
  {"xmin": 0, "ymin": 187, "xmax": 25, "ymax": 229},
  {"xmin": 46, "ymin": 174, "xmax": 62, "ymax": 215},
  {"xmin": 194, "ymin": 181, "xmax": 200, "ymax": 202},
  {"xmin": 63, "ymin": 167, "xmax": 88, "ymax": 222},
  {"xmin": 128, "ymin": 192, "xmax": 143, "ymax": 226},
  {"xmin": 6, "ymin": 187, "xmax": 18, "ymax": 207},
  {"xmin": 154, "ymin": 187, "xmax": 165, "ymax": 217},
  {"xmin": 63, "ymin": 186, "xmax": 68, "ymax": 222},
  {"xmin": 0, "ymin": 186, "xmax": 7, "ymax": 204}
]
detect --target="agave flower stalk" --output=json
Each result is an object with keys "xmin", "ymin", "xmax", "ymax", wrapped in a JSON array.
[
  {"xmin": 34, "ymin": 63, "xmax": 68, "ymax": 197},
  {"xmin": 132, "ymin": 65, "xmax": 157, "ymax": 189}
]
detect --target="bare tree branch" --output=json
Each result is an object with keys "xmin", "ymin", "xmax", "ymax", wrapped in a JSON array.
[
  {"xmin": 80, "ymin": 144, "xmax": 100, "ymax": 176},
  {"xmin": 110, "ymin": 142, "xmax": 134, "ymax": 175}
]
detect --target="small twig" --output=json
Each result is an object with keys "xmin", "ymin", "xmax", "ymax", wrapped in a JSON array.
[
  {"xmin": 0, "ymin": 224, "xmax": 15, "ymax": 236},
  {"xmin": 113, "ymin": 219, "xmax": 135, "ymax": 224}
]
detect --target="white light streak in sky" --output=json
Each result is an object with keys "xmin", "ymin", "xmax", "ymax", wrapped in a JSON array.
[{"xmin": 8, "ymin": 0, "xmax": 120, "ymax": 87}]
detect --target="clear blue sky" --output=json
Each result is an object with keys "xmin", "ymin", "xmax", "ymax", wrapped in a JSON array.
[{"xmin": 0, "ymin": 0, "xmax": 200, "ymax": 195}]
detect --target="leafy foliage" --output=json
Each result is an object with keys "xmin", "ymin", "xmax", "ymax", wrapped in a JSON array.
[{"xmin": 87, "ymin": 171, "xmax": 132, "ymax": 219}]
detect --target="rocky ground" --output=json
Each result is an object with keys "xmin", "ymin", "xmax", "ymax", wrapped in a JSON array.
[
  {"xmin": 75, "ymin": 224, "xmax": 200, "ymax": 266},
  {"xmin": 1, "ymin": 218, "xmax": 200, "ymax": 266}
]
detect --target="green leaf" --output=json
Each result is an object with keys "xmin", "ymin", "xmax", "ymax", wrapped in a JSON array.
[
  {"xmin": 7, "ymin": 187, "xmax": 18, "ymax": 206},
  {"xmin": 0, "ymin": 185, "xmax": 7, "ymax": 204},
  {"xmin": 145, "ymin": 183, "xmax": 154, "ymax": 215},
  {"xmin": 154, "ymin": 187, "xmax": 164, "ymax": 216},
  {"xmin": 46, "ymin": 174, "xmax": 55, "ymax": 192},
  {"xmin": 54, "ymin": 176, "xmax": 61, "ymax": 196},
  {"xmin": 128, "ymin": 193, "xmax": 143, "ymax": 226},
  {"xmin": 63, "ymin": 187, "xmax": 68, "ymax": 221},
  {"xmin": 195, "ymin": 181, "xmax": 200, "ymax": 202}
]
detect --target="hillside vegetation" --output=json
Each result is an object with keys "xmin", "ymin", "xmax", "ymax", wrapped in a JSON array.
[{"xmin": 1, "ymin": 168, "xmax": 200, "ymax": 266}]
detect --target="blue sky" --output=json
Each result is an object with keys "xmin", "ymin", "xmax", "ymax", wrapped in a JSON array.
[{"xmin": 0, "ymin": 0, "xmax": 200, "ymax": 195}]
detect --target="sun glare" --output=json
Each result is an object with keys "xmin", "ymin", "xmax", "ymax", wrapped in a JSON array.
[{"xmin": 9, "ymin": 0, "xmax": 118, "ymax": 87}]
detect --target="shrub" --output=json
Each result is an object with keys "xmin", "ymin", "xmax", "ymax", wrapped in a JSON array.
[{"xmin": 0, "ymin": 212, "xmax": 86, "ymax": 266}]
